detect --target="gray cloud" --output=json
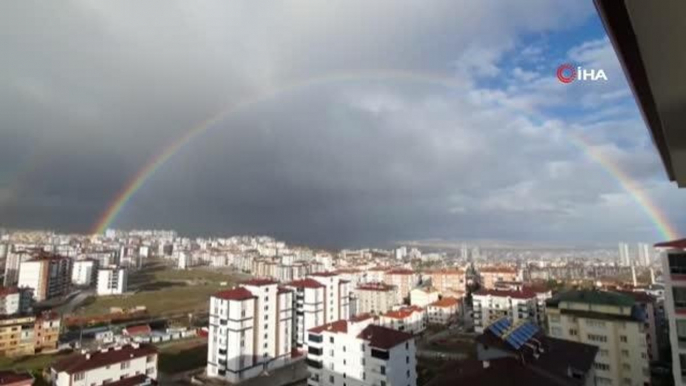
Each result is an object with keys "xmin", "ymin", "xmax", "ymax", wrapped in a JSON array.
[{"xmin": 0, "ymin": 0, "xmax": 682, "ymax": 247}]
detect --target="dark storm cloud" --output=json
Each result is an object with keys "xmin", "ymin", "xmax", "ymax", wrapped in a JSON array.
[{"xmin": 0, "ymin": 0, "xmax": 682, "ymax": 246}]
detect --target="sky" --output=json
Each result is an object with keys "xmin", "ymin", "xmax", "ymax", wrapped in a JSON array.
[{"xmin": 0, "ymin": 0, "xmax": 684, "ymax": 248}]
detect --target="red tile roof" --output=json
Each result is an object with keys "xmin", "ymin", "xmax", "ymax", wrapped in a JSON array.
[
  {"xmin": 335, "ymin": 269, "xmax": 362, "ymax": 274},
  {"xmin": 242, "ymin": 278, "xmax": 278, "ymax": 286},
  {"xmin": 350, "ymin": 313, "xmax": 374, "ymax": 322},
  {"xmin": 214, "ymin": 287, "xmax": 256, "ymax": 301},
  {"xmin": 277, "ymin": 287, "xmax": 292, "ymax": 295},
  {"xmin": 474, "ymin": 289, "xmax": 536, "ymax": 299},
  {"xmin": 480, "ymin": 267, "xmax": 517, "ymax": 273},
  {"xmin": 310, "ymin": 272, "xmax": 338, "ymax": 277},
  {"xmin": 286, "ymin": 279, "xmax": 324, "ymax": 289},
  {"xmin": 309, "ymin": 320, "xmax": 348, "ymax": 334},
  {"xmin": 52, "ymin": 344, "xmax": 157, "ymax": 374},
  {"xmin": 387, "ymin": 269, "xmax": 415, "ymax": 275},
  {"xmin": 429, "ymin": 297, "xmax": 459, "ymax": 308},
  {"xmin": 0, "ymin": 287, "xmax": 19, "ymax": 297},
  {"xmin": 358, "ymin": 325, "xmax": 413, "ymax": 349},
  {"xmin": 124, "ymin": 324, "xmax": 151, "ymax": 336},
  {"xmin": 0, "ymin": 370, "xmax": 33, "ymax": 385},
  {"xmin": 655, "ymin": 238, "xmax": 686, "ymax": 249},
  {"xmin": 383, "ymin": 306, "xmax": 424, "ymax": 319},
  {"xmin": 357, "ymin": 283, "xmax": 395, "ymax": 292}
]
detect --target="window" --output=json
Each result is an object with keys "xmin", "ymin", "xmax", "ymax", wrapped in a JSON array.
[
  {"xmin": 361, "ymin": 344, "xmax": 365, "ymax": 351},
  {"xmin": 548, "ymin": 314, "xmax": 560, "ymax": 323},
  {"xmin": 380, "ymin": 365, "xmax": 386, "ymax": 375},
  {"xmin": 120, "ymin": 361, "xmax": 130, "ymax": 370},
  {"xmin": 587, "ymin": 334, "xmax": 607, "ymax": 343},
  {"xmin": 594, "ymin": 363, "xmax": 610, "ymax": 371},
  {"xmin": 550, "ymin": 326, "xmax": 562, "ymax": 336},
  {"xmin": 343, "ymin": 346, "xmax": 346, "ymax": 352},
  {"xmin": 596, "ymin": 377, "xmax": 612, "ymax": 386},
  {"xmin": 405, "ymin": 342, "xmax": 409, "ymax": 349},
  {"xmin": 620, "ymin": 335, "xmax": 627, "ymax": 343},
  {"xmin": 586, "ymin": 320, "xmax": 606, "ymax": 328},
  {"xmin": 147, "ymin": 355, "xmax": 155, "ymax": 363},
  {"xmin": 622, "ymin": 363, "xmax": 631, "ymax": 371},
  {"xmin": 146, "ymin": 368, "xmax": 154, "ymax": 375},
  {"xmin": 330, "ymin": 337, "xmax": 334, "ymax": 343},
  {"xmin": 329, "ymin": 375, "xmax": 334, "ymax": 384},
  {"xmin": 674, "ymin": 287, "xmax": 686, "ymax": 309},
  {"xmin": 406, "ymin": 356, "xmax": 409, "ymax": 364},
  {"xmin": 74, "ymin": 372, "xmax": 85, "ymax": 381},
  {"xmin": 569, "ymin": 329, "xmax": 577, "ymax": 336},
  {"xmin": 599, "ymin": 349, "xmax": 609, "ymax": 357},
  {"xmin": 669, "ymin": 253, "xmax": 686, "ymax": 274},
  {"xmin": 621, "ymin": 349, "xmax": 629, "ymax": 357}
]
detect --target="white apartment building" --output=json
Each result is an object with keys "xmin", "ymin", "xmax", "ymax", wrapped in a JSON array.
[
  {"xmin": 17, "ymin": 254, "xmax": 72, "ymax": 302},
  {"xmin": 355, "ymin": 283, "xmax": 397, "ymax": 315},
  {"xmin": 0, "ymin": 287, "xmax": 32, "ymax": 316},
  {"xmin": 425, "ymin": 269, "xmax": 466, "ymax": 298},
  {"xmin": 657, "ymin": 239, "xmax": 686, "ymax": 385},
  {"xmin": 379, "ymin": 306, "xmax": 426, "ymax": 335},
  {"xmin": 286, "ymin": 274, "xmax": 350, "ymax": 350},
  {"xmin": 546, "ymin": 290, "xmax": 651, "ymax": 386},
  {"xmin": 409, "ymin": 287, "xmax": 440, "ymax": 308},
  {"xmin": 306, "ymin": 316, "xmax": 417, "ymax": 386},
  {"xmin": 207, "ymin": 279, "xmax": 294, "ymax": 383},
  {"xmin": 72, "ymin": 259, "xmax": 97, "ymax": 286},
  {"xmin": 96, "ymin": 266, "xmax": 128, "ymax": 296},
  {"xmin": 383, "ymin": 269, "xmax": 419, "ymax": 304},
  {"xmin": 426, "ymin": 297, "xmax": 459, "ymax": 325},
  {"xmin": 50, "ymin": 343, "xmax": 158, "ymax": 386},
  {"xmin": 472, "ymin": 289, "xmax": 537, "ymax": 333}
]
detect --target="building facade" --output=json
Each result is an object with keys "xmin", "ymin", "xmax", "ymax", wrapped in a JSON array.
[
  {"xmin": 0, "ymin": 287, "xmax": 32, "ymax": 316},
  {"xmin": 96, "ymin": 266, "xmax": 128, "ymax": 296},
  {"xmin": 306, "ymin": 317, "xmax": 417, "ymax": 386},
  {"xmin": 409, "ymin": 287, "xmax": 440, "ymax": 308},
  {"xmin": 207, "ymin": 279, "xmax": 294, "ymax": 383},
  {"xmin": 379, "ymin": 306, "xmax": 426, "ymax": 335},
  {"xmin": 71, "ymin": 260, "xmax": 97, "ymax": 286},
  {"xmin": 546, "ymin": 290, "xmax": 650, "ymax": 386},
  {"xmin": 51, "ymin": 343, "xmax": 158, "ymax": 386},
  {"xmin": 355, "ymin": 283, "xmax": 397, "ymax": 315},
  {"xmin": 0, "ymin": 311, "xmax": 60, "ymax": 357},
  {"xmin": 472, "ymin": 289, "xmax": 537, "ymax": 333},
  {"xmin": 17, "ymin": 254, "xmax": 72, "ymax": 302},
  {"xmin": 383, "ymin": 269, "xmax": 418, "ymax": 304},
  {"xmin": 657, "ymin": 239, "xmax": 686, "ymax": 385},
  {"xmin": 426, "ymin": 297, "xmax": 459, "ymax": 325},
  {"xmin": 425, "ymin": 269, "xmax": 466, "ymax": 298}
]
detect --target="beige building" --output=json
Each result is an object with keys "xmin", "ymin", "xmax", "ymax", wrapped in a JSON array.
[
  {"xmin": 546, "ymin": 290, "xmax": 650, "ymax": 386},
  {"xmin": 0, "ymin": 311, "xmax": 60, "ymax": 357},
  {"xmin": 355, "ymin": 283, "xmax": 397, "ymax": 314},
  {"xmin": 384, "ymin": 269, "xmax": 418, "ymax": 304},
  {"xmin": 410, "ymin": 287, "xmax": 440, "ymax": 307},
  {"xmin": 425, "ymin": 269, "xmax": 466, "ymax": 298},
  {"xmin": 478, "ymin": 267, "xmax": 518, "ymax": 290}
]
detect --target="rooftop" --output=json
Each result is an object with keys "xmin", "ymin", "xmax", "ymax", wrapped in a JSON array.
[
  {"xmin": 52, "ymin": 344, "xmax": 157, "ymax": 375},
  {"xmin": 357, "ymin": 324, "xmax": 413, "ymax": 350},
  {"xmin": 309, "ymin": 320, "xmax": 349, "ymax": 334},
  {"xmin": 214, "ymin": 287, "xmax": 256, "ymax": 301},
  {"xmin": 382, "ymin": 306, "xmax": 424, "ymax": 319},
  {"xmin": 242, "ymin": 278, "xmax": 278, "ymax": 286},
  {"xmin": 286, "ymin": 278, "xmax": 325, "ymax": 289},
  {"xmin": 474, "ymin": 288, "xmax": 537, "ymax": 299},
  {"xmin": 357, "ymin": 283, "xmax": 395, "ymax": 292},
  {"xmin": 310, "ymin": 272, "xmax": 339, "ymax": 277},
  {"xmin": 655, "ymin": 238, "xmax": 686, "ymax": 249},
  {"xmin": 429, "ymin": 297, "xmax": 459, "ymax": 308},
  {"xmin": 546, "ymin": 290, "xmax": 635, "ymax": 308}
]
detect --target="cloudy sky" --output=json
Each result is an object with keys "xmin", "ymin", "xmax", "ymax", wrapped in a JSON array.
[{"xmin": 0, "ymin": 0, "xmax": 684, "ymax": 247}]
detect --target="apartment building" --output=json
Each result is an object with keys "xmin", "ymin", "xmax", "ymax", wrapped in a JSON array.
[
  {"xmin": 51, "ymin": 343, "xmax": 158, "ymax": 386},
  {"xmin": 619, "ymin": 291, "xmax": 660, "ymax": 362},
  {"xmin": 493, "ymin": 281, "xmax": 552, "ymax": 328},
  {"xmin": 427, "ymin": 297, "xmax": 460, "ymax": 325},
  {"xmin": 96, "ymin": 266, "xmax": 128, "ymax": 296},
  {"xmin": 355, "ymin": 283, "xmax": 397, "ymax": 315},
  {"xmin": 425, "ymin": 269, "xmax": 466, "ymax": 298},
  {"xmin": 472, "ymin": 289, "xmax": 537, "ymax": 333},
  {"xmin": 409, "ymin": 287, "xmax": 440, "ymax": 308},
  {"xmin": 657, "ymin": 238, "xmax": 686, "ymax": 385},
  {"xmin": 2, "ymin": 250, "xmax": 35, "ymax": 287},
  {"xmin": 0, "ymin": 287, "xmax": 32, "ymax": 316},
  {"xmin": 478, "ymin": 267, "xmax": 518, "ymax": 290},
  {"xmin": 0, "ymin": 311, "xmax": 60, "ymax": 357},
  {"xmin": 430, "ymin": 317, "xmax": 598, "ymax": 386},
  {"xmin": 379, "ymin": 306, "xmax": 426, "ymax": 335},
  {"xmin": 546, "ymin": 290, "xmax": 650, "ymax": 386},
  {"xmin": 17, "ymin": 254, "xmax": 72, "ymax": 302},
  {"xmin": 207, "ymin": 279, "xmax": 294, "ymax": 383},
  {"xmin": 286, "ymin": 273, "xmax": 351, "ymax": 350},
  {"xmin": 384, "ymin": 269, "xmax": 418, "ymax": 304},
  {"xmin": 71, "ymin": 259, "xmax": 97, "ymax": 286},
  {"xmin": 306, "ymin": 316, "xmax": 417, "ymax": 386}
]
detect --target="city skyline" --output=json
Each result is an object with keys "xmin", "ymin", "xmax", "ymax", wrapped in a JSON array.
[{"xmin": 1, "ymin": 1, "xmax": 684, "ymax": 248}]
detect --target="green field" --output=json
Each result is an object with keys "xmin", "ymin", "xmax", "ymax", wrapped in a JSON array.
[
  {"xmin": 76, "ymin": 261, "xmax": 249, "ymax": 317},
  {"xmin": 158, "ymin": 338, "xmax": 208, "ymax": 374}
]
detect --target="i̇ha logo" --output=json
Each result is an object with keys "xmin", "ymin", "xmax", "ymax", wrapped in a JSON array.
[{"xmin": 556, "ymin": 63, "xmax": 608, "ymax": 83}]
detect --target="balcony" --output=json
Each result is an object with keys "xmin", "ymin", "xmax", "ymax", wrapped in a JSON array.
[
  {"xmin": 371, "ymin": 349, "xmax": 389, "ymax": 360},
  {"xmin": 306, "ymin": 359, "xmax": 323, "ymax": 369}
]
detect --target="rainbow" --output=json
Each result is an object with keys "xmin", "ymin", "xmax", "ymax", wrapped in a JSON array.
[{"xmin": 91, "ymin": 70, "xmax": 680, "ymax": 240}]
